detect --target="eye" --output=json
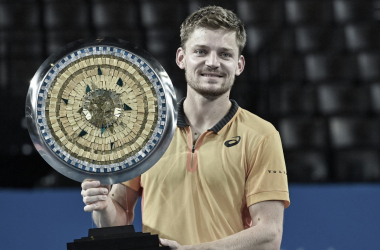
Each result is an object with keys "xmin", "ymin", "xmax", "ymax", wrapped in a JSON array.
[
  {"xmin": 195, "ymin": 49, "xmax": 206, "ymax": 55},
  {"xmin": 220, "ymin": 52, "xmax": 232, "ymax": 58}
]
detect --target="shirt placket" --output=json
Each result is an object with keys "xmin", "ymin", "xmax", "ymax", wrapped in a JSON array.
[{"xmin": 185, "ymin": 127, "xmax": 211, "ymax": 172}]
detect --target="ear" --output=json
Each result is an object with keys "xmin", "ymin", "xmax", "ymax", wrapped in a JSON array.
[
  {"xmin": 235, "ymin": 55, "xmax": 245, "ymax": 76},
  {"xmin": 176, "ymin": 47, "xmax": 186, "ymax": 69}
]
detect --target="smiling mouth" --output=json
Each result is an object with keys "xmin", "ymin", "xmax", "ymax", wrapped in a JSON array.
[{"xmin": 200, "ymin": 73, "xmax": 224, "ymax": 78}]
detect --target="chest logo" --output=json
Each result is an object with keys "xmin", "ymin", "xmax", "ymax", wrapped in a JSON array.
[{"xmin": 224, "ymin": 136, "xmax": 241, "ymax": 147}]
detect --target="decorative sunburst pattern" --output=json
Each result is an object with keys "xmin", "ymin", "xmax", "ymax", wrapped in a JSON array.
[{"xmin": 35, "ymin": 46, "xmax": 167, "ymax": 173}]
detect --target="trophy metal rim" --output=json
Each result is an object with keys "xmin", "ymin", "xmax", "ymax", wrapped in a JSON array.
[{"xmin": 25, "ymin": 37, "xmax": 177, "ymax": 184}]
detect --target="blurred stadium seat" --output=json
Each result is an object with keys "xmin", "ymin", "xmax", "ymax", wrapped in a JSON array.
[
  {"xmin": 333, "ymin": 0, "xmax": 377, "ymax": 23},
  {"xmin": 370, "ymin": 83, "xmax": 380, "ymax": 113},
  {"xmin": 270, "ymin": 54, "xmax": 305, "ymax": 82},
  {"xmin": 272, "ymin": 85, "xmax": 316, "ymax": 115},
  {"xmin": 92, "ymin": 0, "xmax": 139, "ymax": 29},
  {"xmin": 92, "ymin": 0, "xmax": 142, "ymax": 45},
  {"xmin": 358, "ymin": 52, "xmax": 380, "ymax": 82},
  {"xmin": 44, "ymin": 0, "xmax": 89, "ymax": 30},
  {"xmin": 318, "ymin": 85, "xmax": 369, "ymax": 115},
  {"xmin": 295, "ymin": 25, "xmax": 345, "ymax": 52},
  {"xmin": 237, "ymin": 0, "xmax": 284, "ymax": 26},
  {"xmin": 329, "ymin": 117, "xmax": 380, "ymax": 148},
  {"xmin": 0, "ymin": 30, "xmax": 43, "ymax": 59},
  {"xmin": 305, "ymin": 53, "xmax": 357, "ymax": 82},
  {"xmin": 345, "ymin": 24, "xmax": 380, "ymax": 51},
  {"xmin": 9, "ymin": 58, "xmax": 43, "ymax": 97},
  {"xmin": 46, "ymin": 30, "xmax": 91, "ymax": 55},
  {"xmin": 279, "ymin": 117, "xmax": 327, "ymax": 149},
  {"xmin": 335, "ymin": 150, "xmax": 380, "ymax": 181},
  {"xmin": 284, "ymin": 150, "xmax": 329, "ymax": 182},
  {"xmin": 188, "ymin": 0, "xmax": 236, "ymax": 14},
  {"xmin": 285, "ymin": 0, "xmax": 333, "ymax": 25},
  {"xmin": 0, "ymin": 1, "xmax": 40, "ymax": 29},
  {"xmin": 141, "ymin": 0, "xmax": 187, "ymax": 29}
]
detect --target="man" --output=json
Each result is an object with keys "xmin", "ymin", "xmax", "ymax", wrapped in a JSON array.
[{"xmin": 81, "ymin": 6, "xmax": 290, "ymax": 250}]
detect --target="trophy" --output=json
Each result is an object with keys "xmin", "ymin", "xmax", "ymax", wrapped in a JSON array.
[{"xmin": 25, "ymin": 37, "xmax": 177, "ymax": 249}]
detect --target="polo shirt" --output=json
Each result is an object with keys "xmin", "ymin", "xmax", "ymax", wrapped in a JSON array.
[{"xmin": 122, "ymin": 98, "xmax": 290, "ymax": 245}]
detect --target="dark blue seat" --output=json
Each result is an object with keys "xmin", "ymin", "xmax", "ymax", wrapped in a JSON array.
[
  {"xmin": 44, "ymin": 0, "xmax": 89, "ymax": 30},
  {"xmin": 92, "ymin": 0, "xmax": 139, "ymax": 29},
  {"xmin": 335, "ymin": 150, "xmax": 380, "ymax": 181},
  {"xmin": 188, "ymin": 0, "xmax": 236, "ymax": 14},
  {"xmin": 279, "ymin": 117, "xmax": 327, "ymax": 149},
  {"xmin": 141, "ymin": 0, "xmax": 187, "ymax": 29},
  {"xmin": 0, "ymin": 1, "xmax": 40, "ymax": 29},
  {"xmin": 284, "ymin": 150, "xmax": 329, "ymax": 182},
  {"xmin": 333, "ymin": 0, "xmax": 377, "ymax": 23},
  {"xmin": 370, "ymin": 83, "xmax": 380, "ymax": 113},
  {"xmin": 305, "ymin": 53, "xmax": 357, "ymax": 82},
  {"xmin": 317, "ymin": 85, "xmax": 369, "ymax": 115},
  {"xmin": 329, "ymin": 117, "xmax": 380, "ymax": 148},
  {"xmin": 358, "ymin": 52, "xmax": 380, "ymax": 81},
  {"xmin": 295, "ymin": 25, "xmax": 345, "ymax": 53},
  {"xmin": 285, "ymin": 0, "xmax": 333, "ymax": 25},
  {"xmin": 8, "ymin": 59, "xmax": 44, "ymax": 97},
  {"xmin": 271, "ymin": 85, "xmax": 316, "ymax": 115},
  {"xmin": 237, "ymin": 0, "xmax": 284, "ymax": 26},
  {"xmin": 345, "ymin": 24, "xmax": 380, "ymax": 51},
  {"xmin": 45, "ymin": 29, "xmax": 91, "ymax": 55},
  {"xmin": 270, "ymin": 54, "xmax": 305, "ymax": 82}
]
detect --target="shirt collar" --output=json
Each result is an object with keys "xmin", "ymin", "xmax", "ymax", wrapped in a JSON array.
[{"xmin": 177, "ymin": 97, "xmax": 240, "ymax": 133}]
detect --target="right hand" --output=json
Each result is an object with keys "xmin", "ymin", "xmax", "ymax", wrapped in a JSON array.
[{"xmin": 81, "ymin": 179, "xmax": 111, "ymax": 212}]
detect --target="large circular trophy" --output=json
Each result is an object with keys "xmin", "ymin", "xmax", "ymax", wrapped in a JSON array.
[{"xmin": 25, "ymin": 37, "xmax": 177, "ymax": 185}]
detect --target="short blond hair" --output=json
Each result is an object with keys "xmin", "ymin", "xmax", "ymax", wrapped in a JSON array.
[{"xmin": 180, "ymin": 6, "xmax": 246, "ymax": 54}]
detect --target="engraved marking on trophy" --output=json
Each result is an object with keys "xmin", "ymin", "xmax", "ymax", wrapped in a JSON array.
[
  {"xmin": 79, "ymin": 129, "xmax": 88, "ymax": 137},
  {"xmin": 124, "ymin": 103, "xmax": 132, "ymax": 111},
  {"xmin": 117, "ymin": 78, "xmax": 123, "ymax": 87}
]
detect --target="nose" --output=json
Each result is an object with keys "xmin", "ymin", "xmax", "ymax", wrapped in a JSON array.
[{"xmin": 205, "ymin": 51, "xmax": 220, "ymax": 69}]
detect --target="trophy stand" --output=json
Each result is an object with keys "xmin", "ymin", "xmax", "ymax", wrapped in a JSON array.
[{"xmin": 67, "ymin": 225, "xmax": 170, "ymax": 250}]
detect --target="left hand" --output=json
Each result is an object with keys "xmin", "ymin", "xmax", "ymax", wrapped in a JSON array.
[{"xmin": 160, "ymin": 238, "xmax": 184, "ymax": 250}]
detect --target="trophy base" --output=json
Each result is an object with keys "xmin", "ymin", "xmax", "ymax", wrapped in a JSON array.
[{"xmin": 67, "ymin": 225, "xmax": 170, "ymax": 250}]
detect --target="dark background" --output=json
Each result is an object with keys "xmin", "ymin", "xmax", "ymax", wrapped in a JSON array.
[{"xmin": 1, "ymin": 0, "xmax": 380, "ymax": 188}]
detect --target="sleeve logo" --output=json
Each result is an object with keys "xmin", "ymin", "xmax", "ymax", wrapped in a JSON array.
[
  {"xmin": 268, "ymin": 170, "xmax": 287, "ymax": 175},
  {"xmin": 224, "ymin": 136, "xmax": 241, "ymax": 147}
]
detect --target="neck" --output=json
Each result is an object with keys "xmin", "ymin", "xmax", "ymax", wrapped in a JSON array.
[{"xmin": 183, "ymin": 87, "xmax": 232, "ymax": 132}]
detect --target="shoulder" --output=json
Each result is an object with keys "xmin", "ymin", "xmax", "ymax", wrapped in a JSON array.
[{"xmin": 234, "ymin": 108, "xmax": 278, "ymax": 138}]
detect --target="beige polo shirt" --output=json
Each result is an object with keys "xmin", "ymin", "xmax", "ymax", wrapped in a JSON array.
[{"xmin": 122, "ymin": 99, "xmax": 290, "ymax": 245}]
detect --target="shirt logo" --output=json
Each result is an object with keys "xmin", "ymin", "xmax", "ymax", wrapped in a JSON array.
[{"xmin": 224, "ymin": 136, "xmax": 241, "ymax": 147}]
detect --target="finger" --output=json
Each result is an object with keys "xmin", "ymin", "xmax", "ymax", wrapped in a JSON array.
[
  {"xmin": 159, "ymin": 238, "xmax": 167, "ymax": 246},
  {"xmin": 84, "ymin": 201, "xmax": 108, "ymax": 212},
  {"xmin": 160, "ymin": 238, "xmax": 178, "ymax": 248},
  {"xmin": 83, "ymin": 194, "xmax": 108, "ymax": 205},
  {"xmin": 81, "ymin": 187, "xmax": 109, "ymax": 197},
  {"xmin": 81, "ymin": 179, "xmax": 100, "ymax": 190}
]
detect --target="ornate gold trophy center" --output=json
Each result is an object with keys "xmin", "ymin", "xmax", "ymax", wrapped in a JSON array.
[{"xmin": 83, "ymin": 89, "xmax": 123, "ymax": 129}]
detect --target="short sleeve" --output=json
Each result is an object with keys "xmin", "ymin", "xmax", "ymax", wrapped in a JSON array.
[
  {"xmin": 121, "ymin": 175, "xmax": 142, "ymax": 192},
  {"xmin": 245, "ymin": 132, "xmax": 290, "ymax": 208}
]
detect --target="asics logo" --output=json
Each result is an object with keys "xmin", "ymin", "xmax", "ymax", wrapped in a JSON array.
[{"xmin": 224, "ymin": 136, "xmax": 241, "ymax": 147}]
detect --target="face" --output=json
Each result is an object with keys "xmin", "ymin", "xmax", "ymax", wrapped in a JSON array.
[{"xmin": 176, "ymin": 27, "xmax": 245, "ymax": 99}]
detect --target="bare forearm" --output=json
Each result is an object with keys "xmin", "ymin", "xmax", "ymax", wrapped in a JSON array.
[
  {"xmin": 92, "ymin": 198, "xmax": 131, "ymax": 227},
  {"xmin": 184, "ymin": 225, "xmax": 282, "ymax": 250}
]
